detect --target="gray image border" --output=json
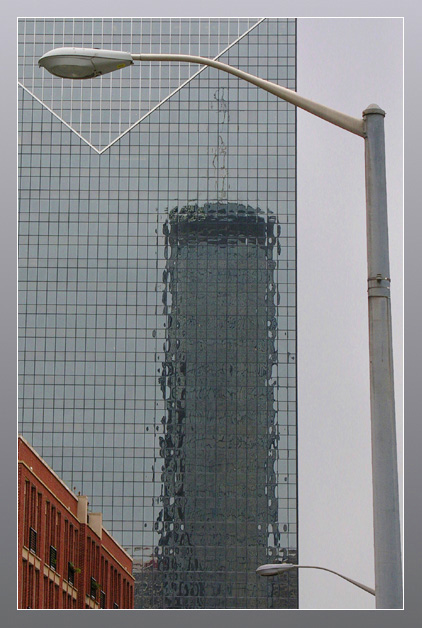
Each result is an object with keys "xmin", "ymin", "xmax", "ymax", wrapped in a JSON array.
[{"xmin": 3, "ymin": 1, "xmax": 416, "ymax": 627}]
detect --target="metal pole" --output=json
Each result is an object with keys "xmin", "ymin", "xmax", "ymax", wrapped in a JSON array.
[{"xmin": 363, "ymin": 104, "xmax": 402, "ymax": 609}]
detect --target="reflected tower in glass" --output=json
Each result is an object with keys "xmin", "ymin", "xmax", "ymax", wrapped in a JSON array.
[
  {"xmin": 18, "ymin": 18, "xmax": 297, "ymax": 609},
  {"xmin": 155, "ymin": 202, "xmax": 297, "ymax": 608}
]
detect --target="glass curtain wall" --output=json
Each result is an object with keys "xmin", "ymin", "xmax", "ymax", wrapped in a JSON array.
[{"xmin": 18, "ymin": 17, "xmax": 297, "ymax": 608}]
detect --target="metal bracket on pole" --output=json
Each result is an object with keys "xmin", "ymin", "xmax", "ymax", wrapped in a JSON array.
[{"xmin": 367, "ymin": 275, "xmax": 391, "ymax": 297}]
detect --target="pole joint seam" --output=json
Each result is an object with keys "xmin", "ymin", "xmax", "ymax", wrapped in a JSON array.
[{"xmin": 367, "ymin": 275, "xmax": 391, "ymax": 283}]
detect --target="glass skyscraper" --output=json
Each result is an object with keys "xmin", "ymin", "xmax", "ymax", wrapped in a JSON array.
[{"xmin": 18, "ymin": 18, "xmax": 298, "ymax": 608}]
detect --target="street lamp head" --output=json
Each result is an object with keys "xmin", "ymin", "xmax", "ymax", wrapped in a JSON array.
[
  {"xmin": 256, "ymin": 563, "xmax": 296, "ymax": 577},
  {"xmin": 38, "ymin": 47, "xmax": 133, "ymax": 79}
]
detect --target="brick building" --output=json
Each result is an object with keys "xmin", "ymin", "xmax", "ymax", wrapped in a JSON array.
[{"xmin": 18, "ymin": 436, "xmax": 134, "ymax": 609}]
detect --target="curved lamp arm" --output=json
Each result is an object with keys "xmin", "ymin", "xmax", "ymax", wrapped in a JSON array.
[
  {"xmin": 256, "ymin": 563, "xmax": 375, "ymax": 596},
  {"xmin": 132, "ymin": 53, "xmax": 365, "ymax": 138}
]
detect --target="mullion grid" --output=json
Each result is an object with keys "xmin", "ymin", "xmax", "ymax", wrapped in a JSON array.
[{"xmin": 18, "ymin": 17, "xmax": 297, "ymax": 608}]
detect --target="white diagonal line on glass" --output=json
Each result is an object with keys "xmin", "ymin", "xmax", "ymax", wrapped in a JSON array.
[
  {"xmin": 98, "ymin": 17, "xmax": 266, "ymax": 154},
  {"xmin": 18, "ymin": 82, "xmax": 101, "ymax": 154},
  {"xmin": 18, "ymin": 18, "xmax": 266, "ymax": 155}
]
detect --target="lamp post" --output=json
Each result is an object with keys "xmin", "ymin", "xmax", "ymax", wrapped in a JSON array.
[
  {"xmin": 256, "ymin": 563, "xmax": 375, "ymax": 597},
  {"xmin": 38, "ymin": 46, "xmax": 402, "ymax": 609}
]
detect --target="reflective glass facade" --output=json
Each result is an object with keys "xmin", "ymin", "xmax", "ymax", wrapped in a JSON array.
[{"xmin": 18, "ymin": 18, "xmax": 297, "ymax": 609}]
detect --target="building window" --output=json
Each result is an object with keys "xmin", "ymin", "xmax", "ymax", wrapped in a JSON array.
[
  {"xmin": 27, "ymin": 563, "xmax": 34, "ymax": 608},
  {"xmin": 23, "ymin": 480, "xmax": 30, "ymax": 546},
  {"xmin": 43, "ymin": 576, "xmax": 48, "ymax": 607},
  {"xmin": 67, "ymin": 562, "xmax": 75, "ymax": 586},
  {"xmin": 113, "ymin": 602, "xmax": 119, "ymax": 609},
  {"xmin": 100, "ymin": 590, "xmax": 106, "ymax": 609},
  {"xmin": 90, "ymin": 576, "xmax": 98, "ymax": 600},
  {"xmin": 35, "ymin": 569, "xmax": 40, "ymax": 608},
  {"xmin": 49, "ymin": 545, "xmax": 57, "ymax": 571},
  {"xmin": 21, "ymin": 559, "xmax": 28, "ymax": 608},
  {"xmin": 36, "ymin": 493, "xmax": 42, "ymax": 546},
  {"xmin": 45, "ymin": 501, "xmax": 50, "ymax": 557},
  {"xmin": 29, "ymin": 527, "xmax": 37, "ymax": 554}
]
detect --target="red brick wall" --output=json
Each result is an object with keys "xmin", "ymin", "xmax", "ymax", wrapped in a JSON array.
[
  {"xmin": 18, "ymin": 436, "xmax": 134, "ymax": 609},
  {"xmin": 18, "ymin": 439, "xmax": 78, "ymax": 515}
]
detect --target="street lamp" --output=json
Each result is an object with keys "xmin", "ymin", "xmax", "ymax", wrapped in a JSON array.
[
  {"xmin": 256, "ymin": 563, "xmax": 375, "ymax": 597},
  {"xmin": 38, "ymin": 46, "xmax": 402, "ymax": 609}
]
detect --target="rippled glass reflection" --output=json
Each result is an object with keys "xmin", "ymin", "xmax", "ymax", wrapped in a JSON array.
[
  {"xmin": 133, "ymin": 204, "xmax": 297, "ymax": 608},
  {"xmin": 18, "ymin": 17, "xmax": 297, "ymax": 609}
]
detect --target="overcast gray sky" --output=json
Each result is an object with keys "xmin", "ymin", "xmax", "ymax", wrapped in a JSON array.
[{"xmin": 297, "ymin": 17, "xmax": 403, "ymax": 609}]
